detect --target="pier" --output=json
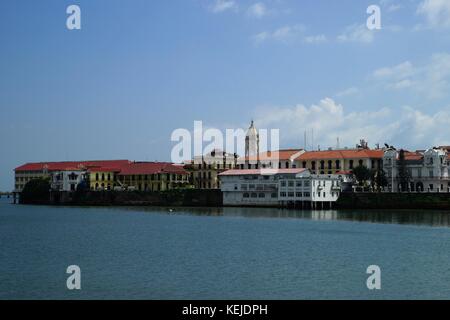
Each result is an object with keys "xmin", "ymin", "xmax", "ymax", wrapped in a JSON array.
[{"xmin": 0, "ymin": 192, "xmax": 19, "ymax": 204}]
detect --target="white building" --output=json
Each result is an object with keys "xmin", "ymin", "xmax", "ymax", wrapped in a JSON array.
[
  {"xmin": 383, "ymin": 147, "xmax": 450, "ymax": 192},
  {"xmin": 278, "ymin": 171, "xmax": 343, "ymax": 209},
  {"xmin": 219, "ymin": 168, "xmax": 345, "ymax": 208},
  {"xmin": 51, "ymin": 170, "xmax": 86, "ymax": 192}
]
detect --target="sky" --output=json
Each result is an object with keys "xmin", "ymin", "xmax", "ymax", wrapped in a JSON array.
[{"xmin": 1, "ymin": 0, "xmax": 450, "ymax": 190}]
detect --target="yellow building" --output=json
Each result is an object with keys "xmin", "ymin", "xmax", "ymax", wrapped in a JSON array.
[{"xmin": 88, "ymin": 168, "xmax": 121, "ymax": 191}]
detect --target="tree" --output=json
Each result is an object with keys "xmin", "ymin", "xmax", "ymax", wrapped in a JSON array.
[
  {"xmin": 398, "ymin": 149, "xmax": 411, "ymax": 192},
  {"xmin": 352, "ymin": 164, "xmax": 371, "ymax": 186},
  {"xmin": 21, "ymin": 178, "xmax": 50, "ymax": 204},
  {"xmin": 371, "ymin": 168, "xmax": 388, "ymax": 192}
]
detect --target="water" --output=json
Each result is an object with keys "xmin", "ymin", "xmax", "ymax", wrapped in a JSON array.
[{"xmin": 1, "ymin": 197, "xmax": 450, "ymax": 300}]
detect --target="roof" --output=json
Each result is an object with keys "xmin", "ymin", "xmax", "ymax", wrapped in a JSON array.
[
  {"xmin": 241, "ymin": 149, "xmax": 304, "ymax": 162},
  {"xmin": 118, "ymin": 162, "xmax": 188, "ymax": 176},
  {"xmin": 295, "ymin": 149, "xmax": 384, "ymax": 161},
  {"xmin": 219, "ymin": 168, "xmax": 307, "ymax": 176},
  {"xmin": 15, "ymin": 160, "xmax": 131, "ymax": 172}
]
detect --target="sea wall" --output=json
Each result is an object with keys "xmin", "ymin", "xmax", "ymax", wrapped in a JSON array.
[
  {"xmin": 336, "ymin": 192, "xmax": 450, "ymax": 210},
  {"xmin": 46, "ymin": 189, "xmax": 223, "ymax": 207}
]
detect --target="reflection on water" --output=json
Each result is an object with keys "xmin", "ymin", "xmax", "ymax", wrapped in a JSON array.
[{"xmin": 115, "ymin": 205, "xmax": 450, "ymax": 228}]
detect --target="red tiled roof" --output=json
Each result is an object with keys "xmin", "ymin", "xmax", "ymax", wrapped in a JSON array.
[
  {"xmin": 118, "ymin": 162, "xmax": 188, "ymax": 176},
  {"xmin": 219, "ymin": 168, "xmax": 307, "ymax": 176},
  {"xmin": 241, "ymin": 149, "xmax": 304, "ymax": 162},
  {"xmin": 15, "ymin": 160, "xmax": 131, "ymax": 172},
  {"xmin": 295, "ymin": 149, "xmax": 384, "ymax": 161}
]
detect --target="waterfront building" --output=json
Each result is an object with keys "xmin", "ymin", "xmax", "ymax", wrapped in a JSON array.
[
  {"xmin": 14, "ymin": 160, "xmax": 190, "ymax": 192},
  {"xmin": 117, "ymin": 162, "xmax": 190, "ymax": 191},
  {"xmin": 14, "ymin": 160, "xmax": 130, "ymax": 192},
  {"xmin": 238, "ymin": 149, "xmax": 305, "ymax": 170},
  {"xmin": 88, "ymin": 167, "xmax": 122, "ymax": 191},
  {"xmin": 383, "ymin": 147, "xmax": 450, "ymax": 192},
  {"xmin": 219, "ymin": 168, "xmax": 345, "ymax": 207},
  {"xmin": 50, "ymin": 170, "xmax": 87, "ymax": 192},
  {"xmin": 190, "ymin": 149, "xmax": 238, "ymax": 189},
  {"xmin": 293, "ymin": 143, "xmax": 383, "ymax": 175}
]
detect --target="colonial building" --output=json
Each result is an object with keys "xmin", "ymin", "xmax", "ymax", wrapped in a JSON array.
[
  {"xmin": 117, "ymin": 162, "xmax": 190, "ymax": 192},
  {"xmin": 293, "ymin": 145, "xmax": 383, "ymax": 175},
  {"xmin": 238, "ymin": 149, "xmax": 305, "ymax": 170},
  {"xmin": 190, "ymin": 149, "xmax": 238, "ymax": 189},
  {"xmin": 14, "ymin": 160, "xmax": 130, "ymax": 192},
  {"xmin": 219, "ymin": 168, "xmax": 345, "ymax": 208},
  {"xmin": 383, "ymin": 147, "xmax": 450, "ymax": 192},
  {"xmin": 50, "ymin": 170, "xmax": 87, "ymax": 192},
  {"xmin": 14, "ymin": 160, "xmax": 190, "ymax": 192}
]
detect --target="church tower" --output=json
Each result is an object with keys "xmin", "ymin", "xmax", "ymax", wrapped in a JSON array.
[{"xmin": 245, "ymin": 120, "xmax": 259, "ymax": 160}]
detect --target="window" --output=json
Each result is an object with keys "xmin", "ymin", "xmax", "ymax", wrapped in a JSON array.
[
  {"xmin": 302, "ymin": 161, "xmax": 307, "ymax": 168},
  {"xmin": 258, "ymin": 193, "xmax": 265, "ymax": 198},
  {"xmin": 349, "ymin": 160, "xmax": 354, "ymax": 169},
  {"xmin": 243, "ymin": 193, "xmax": 250, "ymax": 198},
  {"xmin": 280, "ymin": 181, "xmax": 286, "ymax": 187},
  {"xmin": 288, "ymin": 181, "xmax": 294, "ymax": 187},
  {"xmin": 304, "ymin": 181, "xmax": 310, "ymax": 187},
  {"xmin": 296, "ymin": 181, "xmax": 302, "ymax": 187},
  {"xmin": 251, "ymin": 193, "xmax": 258, "ymax": 198},
  {"xmin": 336, "ymin": 160, "xmax": 341, "ymax": 170},
  {"xmin": 241, "ymin": 184, "xmax": 248, "ymax": 190},
  {"xmin": 328, "ymin": 160, "xmax": 332, "ymax": 169},
  {"xmin": 429, "ymin": 170, "xmax": 434, "ymax": 178},
  {"xmin": 271, "ymin": 193, "xmax": 277, "ymax": 198},
  {"xmin": 296, "ymin": 192, "xmax": 302, "ymax": 197},
  {"xmin": 280, "ymin": 192, "xmax": 287, "ymax": 197},
  {"xmin": 285, "ymin": 161, "xmax": 289, "ymax": 169},
  {"xmin": 288, "ymin": 192, "xmax": 294, "ymax": 197}
]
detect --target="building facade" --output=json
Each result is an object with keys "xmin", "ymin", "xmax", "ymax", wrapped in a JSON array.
[
  {"xmin": 50, "ymin": 170, "xmax": 87, "ymax": 192},
  {"xmin": 219, "ymin": 168, "xmax": 345, "ymax": 207},
  {"xmin": 293, "ymin": 146, "xmax": 383, "ymax": 175},
  {"xmin": 14, "ymin": 160, "xmax": 130, "ymax": 192},
  {"xmin": 190, "ymin": 150, "xmax": 238, "ymax": 189},
  {"xmin": 383, "ymin": 148, "xmax": 450, "ymax": 192},
  {"xmin": 14, "ymin": 160, "xmax": 190, "ymax": 192},
  {"xmin": 117, "ymin": 162, "xmax": 190, "ymax": 192}
]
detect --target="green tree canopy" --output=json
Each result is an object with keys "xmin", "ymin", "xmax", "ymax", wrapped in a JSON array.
[
  {"xmin": 352, "ymin": 164, "xmax": 371, "ymax": 186},
  {"xmin": 21, "ymin": 179, "xmax": 50, "ymax": 204}
]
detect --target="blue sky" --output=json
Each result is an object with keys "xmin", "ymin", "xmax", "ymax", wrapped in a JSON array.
[{"xmin": 1, "ymin": 0, "xmax": 450, "ymax": 190}]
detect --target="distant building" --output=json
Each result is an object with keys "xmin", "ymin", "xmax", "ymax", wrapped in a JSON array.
[
  {"xmin": 238, "ymin": 149, "xmax": 305, "ymax": 170},
  {"xmin": 219, "ymin": 168, "xmax": 345, "ymax": 208},
  {"xmin": 14, "ymin": 160, "xmax": 130, "ymax": 192},
  {"xmin": 383, "ymin": 147, "xmax": 450, "ymax": 192},
  {"xmin": 294, "ymin": 145, "xmax": 383, "ymax": 175},
  {"xmin": 190, "ymin": 149, "xmax": 238, "ymax": 189},
  {"xmin": 14, "ymin": 160, "xmax": 190, "ymax": 192},
  {"xmin": 117, "ymin": 162, "xmax": 190, "ymax": 191},
  {"xmin": 50, "ymin": 170, "xmax": 87, "ymax": 192}
]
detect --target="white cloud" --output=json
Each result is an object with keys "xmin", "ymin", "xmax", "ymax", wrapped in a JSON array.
[
  {"xmin": 372, "ymin": 54, "xmax": 450, "ymax": 99},
  {"xmin": 337, "ymin": 24, "xmax": 376, "ymax": 44},
  {"xmin": 253, "ymin": 98, "xmax": 450, "ymax": 149},
  {"xmin": 247, "ymin": 2, "xmax": 267, "ymax": 18},
  {"xmin": 303, "ymin": 34, "xmax": 327, "ymax": 44},
  {"xmin": 253, "ymin": 25, "xmax": 305, "ymax": 44},
  {"xmin": 335, "ymin": 87, "xmax": 359, "ymax": 97},
  {"xmin": 417, "ymin": 0, "xmax": 450, "ymax": 29},
  {"xmin": 210, "ymin": 0, "xmax": 238, "ymax": 13}
]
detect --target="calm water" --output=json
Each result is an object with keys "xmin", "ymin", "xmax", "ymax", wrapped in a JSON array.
[{"xmin": 1, "ymin": 197, "xmax": 450, "ymax": 300}]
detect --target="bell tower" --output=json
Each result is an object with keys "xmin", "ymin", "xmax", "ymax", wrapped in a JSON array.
[{"xmin": 245, "ymin": 120, "xmax": 259, "ymax": 160}]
